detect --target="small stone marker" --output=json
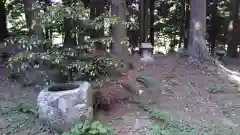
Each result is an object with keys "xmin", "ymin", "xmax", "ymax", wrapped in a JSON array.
[{"xmin": 140, "ymin": 43, "xmax": 154, "ymax": 63}]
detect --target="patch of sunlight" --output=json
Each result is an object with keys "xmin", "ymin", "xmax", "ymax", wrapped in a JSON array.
[
  {"xmin": 138, "ymin": 89, "xmax": 144, "ymax": 95},
  {"xmin": 154, "ymin": 43, "xmax": 182, "ymax": 55},
  {"xmin": 52, "ymin": 32, "xmax": 63, "ymax": 45},
  {"xmin": 169, "ymin": 4, "xmax": 176, "ymax": 12},
  {"xmin": 154, "ymin": 46, "xmax": 168, "ymax": 54},
  {"xmin": 228, "ymin": 21, "xmax": 233, "ymax": 31},
  {"xmin": 194, "ymin": 21, "xmax": 201, "ymax": 30},
  {"xmin": 218, "ymin": 64, "xmax": 240, "ymax": 76},
  {"xmin": 229, "ymin": 74, "xmax": 240, "ymax": 83},
  {"xmin": 218, "ymin": 64, "xmax": 240, "ymax": 85},
  {"xmin": 50, "ymin": 0, "xmax": 62, "ymax": 3},
  {"xmin": 7, "ymin": 13, "xmax": 26, "ymax": 30}
]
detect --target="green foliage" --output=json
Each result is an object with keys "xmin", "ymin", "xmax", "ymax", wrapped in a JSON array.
[
  {"xmin": 0, "ymin": 102, "xmax": 38, "ymax": 116},
  {"xmin": 154, "ymin": 0, "xmax": 183, "ymax": 49},
  {"xmin": 5, "ymin": 1, "xmax": 124, "ymax": 86},
  {"xmin": 149, "ymin": 110, "xmax": 240, "ymax": 135},
  {"xmin": 79, "ymin": 56, "xmax": 123, "ymax": 81},
  {"xmin": 150, "ymin": 121, "xmax": 240, "ymax": 135},
  {"xmin": 149, "ymin": 110, "xmax": 200, "ymax": 135},
  {"xmin": 206, "ymin": 84, "xmax": 224, "ymax": 93},
  {"xmin": 150, "ymin": 122, "xmax": 199, "ymax": 135},
  {"xmin": 0, "ymin": 102, "xmax": 42, "ymax": 134},
  {"xmin": 6, "ymin": 0, "xmax": 28, "ymax": 35},
  {"xmin": 136, "ymin": 75, "xmax": 153, "ymax": 88},
  {"xmin": 150, "ymin": 110, "xmax": 171, "ymax": 122},
  {"xmin": 62, "ymin": 120, "xmax": 113, "ymax": 135}
]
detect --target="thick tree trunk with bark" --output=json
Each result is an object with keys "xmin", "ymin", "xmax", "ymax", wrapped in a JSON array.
[
  {"xmin": 90, "ymin": 0, "xmax": 105, "ymax": 50},
  {"xmin": 111, "ymin": 0, "xmax": 129, "ymax": 61},
  {"xmin": 144, "ymin": 0, "xmax": 149, "ymax": 42},
  {"xmin": 23, "ymin": 0, "xmax": 33, "ymax": 30},
  {"xmin": 23, "ymin": 0, "xmax": 44, "ymax": 50},
  {"xmin": 62, "ymin": 0, "xmax": 77, "ymax": 48},
  {"xmin": 209, "ymin": 0, "xmax": 219, "ymax": 56},
  {"xmin": 149, "ymin": 0, "xmax": 155, "ymax": 46},
  {"xmin": 227, "ymin": 0, "xmax": 240, "ymax": 58},
  {"xmin": 178, "ymin": 0, "xmax": 185, "ymax": 48},
  {"xmin": 187, "ymin": 0, "xmax": 209, "ymax": 59},
  {"xmin": 0, "ymin": 0, "xmax": 8, "ymax": 41},
  {"xmin": 184, "ymin": 0, "xmax": 190, "ymax": 49},
  {"xmin": 42, "ymin": 0, "xmax": 52, "ymax": 42},
  {"xmin": 140, "ymin": 0, "xmax": 145, "ymax": 43},
  {"xmin": 63, "ymin": 19, "xmax": 77, "ymax": 48},
  {"xmin": 127, "ymin": 2, "xmax": 140, "ymax": 51}
]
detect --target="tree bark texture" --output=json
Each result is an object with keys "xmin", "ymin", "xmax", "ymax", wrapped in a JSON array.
[
  {"xmin": 0, "ymin": 0, "xmax": 8, "ymax": 41},
  {"xmin": 187, "ymin": 0, "xmax": 209, "ymax": 59},
  {"xmin": 23, "ymin": 0, "xmax": 44, "ymax": 50},
  {"xmin": 227, "ymin": 0, "xmax": 240, "ymax": 58},
  {"xmin": 111, "ymin": 0, "xmax": 129, "ymax": 61}
]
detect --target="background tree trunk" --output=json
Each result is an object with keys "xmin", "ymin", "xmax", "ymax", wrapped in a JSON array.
[
  {"xmin": 184, "ymin": 0, "xmax": 190, "ymax": 49},
  {"xmin": 91, "ymin": 0, "xmax": 105, "ymax": 50},
  {"xmin": 23, "ymin": 0, "xmax": 44, "ymax": 50},
  {"xmin": 227, "ymin": 0, "xmax": 240, "ymax": 58},
  {"xmin": 111, "ymin": 0, "xmax": 129, "ymax": 61},
  {"xmin": 209, "ymin": 0, "xmax": 219, "ymax": 56},
  {"xmin": 144, "ymin": 0, "xmax": 149, "ymax": 42},
  {"xmin": 187, "ymin": 0, "xmax": 209, "ymax": 59},
  {"xmin": 140, "ymin": 0, "xmax": 145, "ymax": 43},
  {"xmin": 23, "ymin": 0, "xmax": 33, "ymax": 31},
  {"xmin": 62, "ymin": 0, "xmax": 77, "ymax": 48},
  {"xmin": 149, "ymin": 0, "xmax": 155, "ymax": 46},
  {"xmin": 178, "ymin": 0, "xmax": 185, "ymax": 48},
  {"xmin": 0, "ymin": 0, "xmax": 8, "ymax": 41}
]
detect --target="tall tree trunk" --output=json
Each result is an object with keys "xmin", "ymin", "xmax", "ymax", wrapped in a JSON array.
[
  {"xmin": 179, "ymin": 0, "xmax": 185, "ymax": 49},
  {"xmin": 91, "ymin": 0, "xmax": 105, "ymax": 50},
  {"xmin": 184, "ymin": 0, "xmax": 190, "ymax": 49},
  {"xmin": 23, "ymin": 0, "xmax": 44, "ymax": 50},
  {"xmin": 0, "ymin": 0, "xmax": 8, "ymax": 41},
  {"xmin": 187, "ymin": 0, "xmax": 209, "ymax": 59},
  {"xmin": 209, "ymin": 0, "xmax": 219, "ymax": 56},
  {"xmin": 149, "ymin": 0, "xmax": 155, "ymax": 46},
  {"xmin": 140, "ymin": 0, "xmax": 145, "ymax": 43},
  {"xmin": 23, "ymin": 0, "xmax": 33, "ymax": 31},
  {"xmin": 127, "ymin": 3, "xmax": 139, "ymax": 52},
  {"xmin": 111, "ymin": 0, "xmax": 129, "ymax": 61},
  {"xmin": 144, "ymin": 0, "xmax": 149, "ymax": 42},
  {"xmin": 62, "ymin": 0, "xmax": 76, "ymax": 48},
  {"xmin": 42, "ymin": 0, "xmax": 52, "ymax": 42},
  {"xmin": 63, "ymin": 18, "xmax": 76, "ymax": 48},
  {"xmin": 227, "ymin": 0, "xmax": 240, "ymax": 58},
  {"xmin": 170, "ymin": 35, "xmax": 176, "ymax": 52}
]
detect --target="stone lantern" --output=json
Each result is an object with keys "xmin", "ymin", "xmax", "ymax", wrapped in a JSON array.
[
  {"xmin": 140, "ymin": 43, "xmax": 153, "ymax": 56},
  {"xmin": 140, "ymin": 42, "xmax": 154, "ymax": 62}
]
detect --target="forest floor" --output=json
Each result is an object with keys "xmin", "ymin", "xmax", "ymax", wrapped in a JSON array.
[{"xmin": 1, "ymin": 54, "xmax": 240, "ymax": 134}]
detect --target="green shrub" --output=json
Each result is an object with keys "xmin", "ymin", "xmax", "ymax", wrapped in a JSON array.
[
  {"xmin": 5, "ymin": 1, "xmax": 124, "ymax": 86},
  {"xmin": 62, "ymin": 120, "xmax": 113, "ymax": 135}
]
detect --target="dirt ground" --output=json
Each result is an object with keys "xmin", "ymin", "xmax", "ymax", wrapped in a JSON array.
[{"xmin": 1, "ymin": 54, "xmax": 240, "ymax": 134}]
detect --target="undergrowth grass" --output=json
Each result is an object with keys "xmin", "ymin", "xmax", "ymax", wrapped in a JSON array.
[{"xmin": 149, "ymin": 109, "xmax": 240, "ymax": 135}]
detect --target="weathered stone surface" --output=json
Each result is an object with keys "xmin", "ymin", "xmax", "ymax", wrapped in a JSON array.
[
  {"xmin": 37, "ymin": 81, "xmax": 93, "ymax": 133},
  {"xmin": 140, "ymin": 43, "xmax": 154, "ymax": 63}
]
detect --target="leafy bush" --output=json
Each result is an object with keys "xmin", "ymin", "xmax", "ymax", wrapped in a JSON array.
[
  {"xmin": 62, "ymin": 120, "xmax": 113, "ymax": 135},
  {"xmin": 80, "ymin": 56, "xmax": 123, "ymax": 81},
  {"xmin": 4, "ymin": 1, "xmax": 124, "ymax": 86}
]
